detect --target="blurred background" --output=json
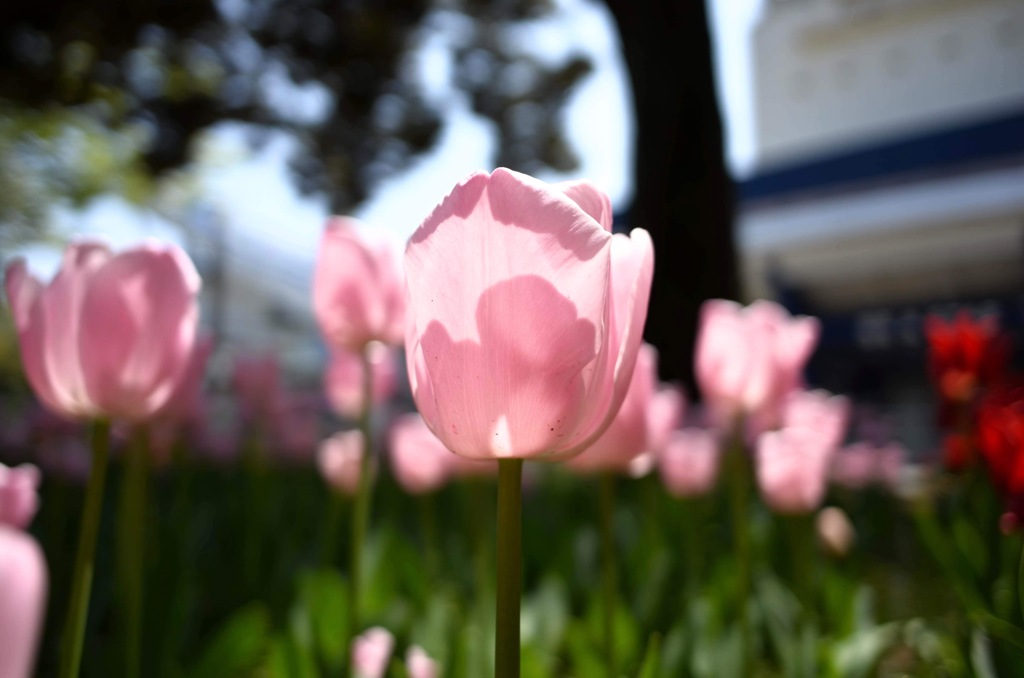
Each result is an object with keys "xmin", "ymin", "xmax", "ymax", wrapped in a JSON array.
[
  {"xmin": 3, "ymin": 1, "xmax": 1024, "ymax": 676},
  {"xmin": 3, "ymin": 0, "xmax": 1022, "ymax": 456}
]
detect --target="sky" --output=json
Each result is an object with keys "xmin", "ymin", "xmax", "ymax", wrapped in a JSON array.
[{"xmin": 15, "ymin": 0, "xmax": 765, "ymax": 295}]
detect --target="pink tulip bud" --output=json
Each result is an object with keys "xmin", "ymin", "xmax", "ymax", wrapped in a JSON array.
[
  {"xmin": 4, "ymin": 241, "xmax": 201, "ymax": 422},
  {"xmin": 658, "ymin": 428, "xmax": 722, "ymax": 497},
  {"xmin": 388, "ymin": 413, "xmax": 455, "ymax": 494},
  {"xmin": 231, "ymin": 352, "xmax": 283, "ymax": 424},
  {"xmin": 695, "ymin": 299, "xmax": 819, "ymax": 433},
  {"xmin": 404, "ymin": 169, "xmax": 654, "ymax": 461},
  {"xmin": 352, "ymin": 626, "xmax": 394, "ymax": 678},
  {"xmin": 389, "ymin": 414, "xmax": 495, "ymax": 493},
  {"xmin": 406, "ymin": 645, "xmax": 439, "ymax": 678},
  {"xmin": 0, "ymin": 463, "xmax": 46, "ymax": 678},
  {"xmin": 568, "ymin": 344, "xmax": 660, "ymax": 473},
  {"xmin": 816, "ymin": 506, "xmax": 855, "ymax": 558},
  {"xmin": 317, "ymin": 431, "xmax": 366, "ymax": 495},
  {"xmin": 0, "ymin": 464, "xmax": 40, "ymax": 530},
  {"xmin": 756, "ymin": 427, "xmax": 833, "ymax": 514},
  {"xmin": 830, "ymin": 443, "xmax": 876, "ymax": 490},
  {"xmin": 781, "ymin": 390, "xmax": 849, "ymax": 452},
  {"xmin": 325, "ymin": 343, "xmax": 398, "ymax": 419},
  {"xmin": 647, "ymin": 384, "xmax": 686, "ymax": 457},
  {"xmin": 314, "ymin": 218, "xmax": 405, "ymax": 352},
  {"xmin": 153, "ymin": 334, "xmax": 214, "ymax": 427},
  {"xmin": 831, "ymin": 441, "xmax": 907, "ymax": 490}
]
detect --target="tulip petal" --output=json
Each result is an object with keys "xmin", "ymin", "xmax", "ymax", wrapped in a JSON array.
[
  {"xmin": 406, "ymin": 169, "xmax": 613, "ymax": 459},
  {"xmin": 553, "ymin": 228, "xmax": 654, "ymax": 459},
  {"xmin": 0, "ymin": 528, "xmax": 47, "ymax": 678},
  {"xmin": 4, "ymin": 260, "xmax": 64, "ymax": 417},
  {"xmin": 419, "ymin": 276, "xmax": 598, "ymax": 458},
  {"xmin": 314, "ymin": 218, "xmax": 405, "ymax": 350},
  {"xmin": 567, "ymin": 343, "xmax": 657, "ymax": 473},
  {"xmin": 556, "ymin": 179, "xmax": 613, "ymax": 231},
  {"xmin": 79, "ymin": 245, "xmax": 200, "ymax": 420},
  {"xmin": 388, "ymin": 414, "xmax": 452, "ymax": 494}
]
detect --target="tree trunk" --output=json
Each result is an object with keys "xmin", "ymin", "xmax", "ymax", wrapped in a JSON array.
[{"xmin": 604, "ymin": 0, "xmax": 739, "ymax": 395}]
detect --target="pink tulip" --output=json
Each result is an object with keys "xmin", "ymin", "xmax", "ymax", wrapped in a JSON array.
[
  {"xmin": 781, "ymin": 390, "xmax": 850, "ymax": 452},
  {"xmin": 314, "ymin": 218, "xmax": 405, "ymax": 352},
  {"xmin": 5, "ymin": 241, "xmax": 201, "ymax": 422},
  {"xmin": 352, "ymin": 626, "xmax": 394, "ymax": 678},
  {"xmin": 695, "ymin": 299, "xmax": 819, "ymax": 434},
  {"xmin": 404, "ymin": 169, "xmax": 654, "ymax": 461},
  {"xmin": 0, "ymin": 464, "xmax": 47, "ymax": 678},
  {"xmin": 317, "ymin": 431, "xmax": 366, "ymax": 495},
  {"xmin": 831, "ymin": 441, "xmax": 906, "ymax": 490},
  {"xmin": 406, "ymin": 645, "xmax": 439, "ymax": 678},
  {"xmin": 658, "ymin": 428, "xmax": 722, "ymax": 497},
  {"xmin": 756, "ymin": 427, "xmax": 833, "ymax": 514},
  {"xmin": 388, "ymin": 413, "xmax": 454, "ymax": 494},
  {"xmin": 325, "ymin": 343, "xmax": 398, "ymax": 419},
  {"xmin": 830, "ymin": 443, "xmax": 877, "ymax": 490},
  {"xmin": 389, "ymin": 413, "xmax": 495, "ymax": 494},
  {"xmin": 231, "ymin": 352, "xmax": 283, "ymax": 424},
  {"xmin": 568, "ymin": 343, "xmax": 660, "ymax": 473},
  {"xmin": 149, "ymin": 335, "xmax": 214, "ymax": 463},
  {"xmin": 647, "ymin": 384, "xmax": 686, "ymax": 459},
  {"xmin": 153, "ymin": 334, "xmax": 214, "ymax": 427}
]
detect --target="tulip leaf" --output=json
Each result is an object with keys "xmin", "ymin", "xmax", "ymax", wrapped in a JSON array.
[
  {"xmin": 187, "ymin": 602, "xmax": 272, "ymax": 678},
  {"xmin": 636, "ymin": 633, "xmax": 661, "ymax": 678},
  {"xmin": 296, "ymin": 568, "xmax": 349, "ymax": 668}
]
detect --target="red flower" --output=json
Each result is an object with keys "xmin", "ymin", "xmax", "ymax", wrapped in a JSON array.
[
  {"xmin": 925, "ymin": 312, "xmax": 1009, "ymax": 407},
  {"xmin": 976, "ymin": 387, "xmax": 1024, "ymax": 519},
  {"xmin": 942, "ymin": 432, "xmax": 976, "ymax": 473}
]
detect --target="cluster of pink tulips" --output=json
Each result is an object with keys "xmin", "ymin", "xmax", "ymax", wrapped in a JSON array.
[{"xmin": 4, "ymin": 167, "xmax": 1023, "ymax": 677}]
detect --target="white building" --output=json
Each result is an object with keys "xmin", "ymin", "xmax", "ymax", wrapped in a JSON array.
[{"xmin": 739, "ymin": 0, "xmax": 1024, "ymax": 316}]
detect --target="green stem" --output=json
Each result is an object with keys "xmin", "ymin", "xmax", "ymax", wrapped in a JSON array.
[
  {"xmin": 59, "ymin": 419, "xmax": 111, "ymax": 678},
  {"xmin": 348, "ymin": 346, "xmax": 375, "ymax": 640},
  {"xmin": 418, "ymin": 494, "xmax": 441, "ymax": 577},
  {"xmin": 599, "ymin": 472, "xmax": 618, "ymax": 678},
  {"xmin": 242, "ymin": 435, "xmax": 268, "ymax": 589},
  {"xmin": 786, "ymin": 514, "xmax": 816, "ymax": 627},
  {"xmin": 495, "ymin": 459, "xmax": 523, "ymax": 678},
  {"xmin": 321, "ymin": 490, "xmax": 346, "ymax": 567},
  {"xmin": 117, "ymin": 427, "xmax": 149, "ymax": 678},
  {"xmin": 726, "ymin": 433, "xmax": 752, "ymax": 673},
  {"xmin": 680, "ymin": 498, "xmax": 702, "ymax": 596},
  {"xmin": 160, "ymin": 439, "xmax": 194, "ymax": 676},
  {"xmin": 912, "ymin": 498, "xmax": 988, "ymax": 613},
  {"xmin": 1018, "ymin": 537, "xmax": 1024, "ymax": 624}
]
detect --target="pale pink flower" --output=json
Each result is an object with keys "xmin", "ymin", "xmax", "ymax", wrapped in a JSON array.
[
  {"xmin": 4, "ymin": 241, "xmax": 201, "ymax": 422},
  {"xmin": 231, "ymin": 352, "xmax": 283, "ymax": 425},
  {"xmin": 830, "ymin": 443, "xmax": 877, "ymax": 490},
  {"xmin": 569, "ymin": 344, "xmax": 661, "ymax": 473},
  {"xmin": 831, "ymin": 441, "xmax": 907, "ymax": 490},
  {"xmin": 0, "ymin": 463, "xmax": 46, "ymax": 678},
  {"xmin": 404, "ymin": 169, "xmax": 654, "ymax": 461},
  {"xmin": 317, "ymin": 431, "xmax": 366, "ymax": 495},
  {"xmin": 756, "ymin": 427, "xmax": 833, "ymax": 514},
  {"xmin": 658, "ymin": 428, "xmax": 722, "ymax": 497},
  {"xmin": 816, "ymin": 506, "xmax": 855, "ymax": 558},
  {"xmin": 389, "ymin": 413, "xmax": 495, "ymax": 494},
  {"xmin": 325, "ymin": 343, "xmax": 398, "ymax": 419},
  {"xmin": 695, "ymin": 299, "xmax": 819, "ymax": 434},
  {"xmin": 314, "ymin": 218, "xmax": 405, "ymax": 352},
  {"xmin": 406, "ymin": 645, "xmax": 439, "ymax": 678},
  {"xmin": 781, "ymin": 390, "xmax": 850, "ymax": 452},
  {"xmin": 352, "ymin": 626, "xmax": 394, "ymax": 678},
  {"xmin": 389, "ymin": 413, "xmax": 453, "ymax": 494}
]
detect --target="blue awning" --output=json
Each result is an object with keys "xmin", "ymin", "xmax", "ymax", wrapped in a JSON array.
[{"xmin": 739, "ymin": 109, "xmax": 1024, "ymax": 204}]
